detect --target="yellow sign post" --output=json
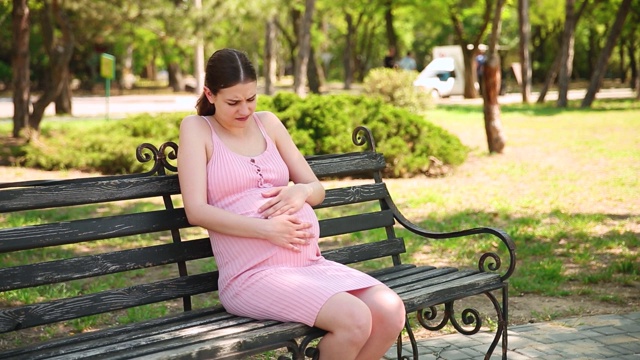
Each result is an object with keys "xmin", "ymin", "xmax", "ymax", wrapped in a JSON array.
[{"xmin": 100, "ymin": 53, "xmax": 116, "ymax": 119}]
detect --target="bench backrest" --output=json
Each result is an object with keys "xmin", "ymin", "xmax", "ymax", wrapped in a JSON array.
[{"xmin": 0, "ymin": 126, "xmax": 405, "ymax": 335}]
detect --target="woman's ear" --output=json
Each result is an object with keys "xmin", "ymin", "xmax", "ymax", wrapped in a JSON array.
[{"xmin": 203, "ymin": 86, "xmax": 215, "ymax": 104}]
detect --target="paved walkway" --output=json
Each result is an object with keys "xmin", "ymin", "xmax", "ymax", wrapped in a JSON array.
[
  {"xmin": 1, "ymin": 88, "xmax": 637, "ymax": 120},
  {"xmin": 383, "ymin": 312, "xmax": 640, "ymax": 359}
]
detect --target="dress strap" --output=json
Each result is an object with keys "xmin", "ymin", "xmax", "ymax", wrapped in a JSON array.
[
  {"xmin": 252, "ymin": 113, "xmax": 272, "ymax": 147},
  {"xmin": 200, "ymin": 115, "xmax": 222, "ymax": 144}
]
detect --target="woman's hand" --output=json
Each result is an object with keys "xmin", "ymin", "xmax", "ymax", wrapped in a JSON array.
[
  {"xmin": 258, "ymin": 184, "xmax": 311, "ymax": 219},
  {"xmin": 264, "ymin": 215, "xmax": 312, "ymax": 252}
]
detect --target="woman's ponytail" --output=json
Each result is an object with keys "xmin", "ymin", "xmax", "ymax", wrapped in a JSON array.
[{"xmin": 196, "ymin": 93, "xmax": 215, "ymax": 116}]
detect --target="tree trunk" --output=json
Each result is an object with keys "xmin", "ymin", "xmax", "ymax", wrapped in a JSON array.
[
  {"xmin": 537, "ymin": 0, "xmax": 591, "ymax": 103},
  {"xmin": 581, "ymin": 0, "xmax": 632, "ymax": 108},
  {"xmin": 483, "ymin": 0, "xmax": 507, "ymax": 154},
  {"xmin": 619, "ymin": 36, "xmax": 626, "ymax": 83},
  {"xmin": 557, "ymin": 0, "xmax": 576, "ymax": 108},
  {"xmin": 193, "ymin": 0, "xmax": 204, "ymax": 95},
  {"xmin": 167, "ymin": 62, "xmax": 184, "ymax": 92},
  {"xmin": 449, "ymin": 3, "xmax": 492, "ymax": 99},
  {"xmin": 343, "ymin": 13, "xmax": 354, "ymax": 90},
  {"xmin": 536, "ymin": 55, "xmax": 560, "ymax": 103},
  {"xmin": 293, "ymin": 0, "xmax": 315, "ymax": 96},
  {"xmin": 29, "ymin": 0, "xmax": 75, "ymax": 135},
  {"xmin": 11, "ymin": 0, "xmax": 30, "ymax": 138},
  {"xmin": 55, "ymin": 67, "xmax": 72, "ymax": 114},
  {"xmin": 462, "ymin": 46, "xmax": 479, "ymax": 99},
  {"xmin": 264, "ymin": 16, "xmax": 277, "ymax": 95},
  {"xmin": 518, "ymin": 0, "xmax": 532, "ymax": 103},
  {"xmin": 629, "ymin": 38, "xmax": 637, "ymax": 90},
  {"xmin": 307, "ymin": 46, "xmax": 321, "ymax": 94},
  {"xmin": 383, "ymin": 0, "xmax": 397, "ymax": 53}
]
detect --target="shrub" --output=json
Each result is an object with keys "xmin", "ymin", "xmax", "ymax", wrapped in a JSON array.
[
  {"xmin": 363, "ymin": 67, "xmax": 433, "ymax": 114},
  {"xmin": 21, "ymin": 94, "xmax": 466, "ymax": 178},
  {"xmin": 266, "ymin": 93, "xmax": 466, "ymax": 177},
  {"xmin": 23, "ymin": 112, "xmax": 186, "ymax": 174}
]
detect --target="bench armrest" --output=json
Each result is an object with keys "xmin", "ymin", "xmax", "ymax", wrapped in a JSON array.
[{"xmin": 391, "ymin": 204, "xmax": 517, "ymax": 282}]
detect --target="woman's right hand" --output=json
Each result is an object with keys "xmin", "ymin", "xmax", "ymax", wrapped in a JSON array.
[{"xmin": 264, "ymin": 215, "xmax": 312, "ymax": 252}]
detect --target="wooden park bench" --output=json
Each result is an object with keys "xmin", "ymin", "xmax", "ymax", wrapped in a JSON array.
[{"xmin": 0, "ymin": 126, "xmax": 516, "ymax": 359}]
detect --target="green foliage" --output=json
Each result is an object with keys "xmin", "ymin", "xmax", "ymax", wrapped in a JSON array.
[
  {"xmin": 263, "ymin": 92, "xmax": 467, "ymax": 177},
  {"xmin": 22, "ymin": 112, "xmax": 186, "ymax": 174},
  {"xmin": 362, "ymin": 67, "xmax": 433, "ymax": 114},
  {"xmin": 19, "ymin": 95, "xmax": 465, "ymax": 177}
]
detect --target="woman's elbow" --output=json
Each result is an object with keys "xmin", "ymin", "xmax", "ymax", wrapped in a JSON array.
[{"xmin": 183, "ymin": 204, "xmax": 205, "ymax": 227}]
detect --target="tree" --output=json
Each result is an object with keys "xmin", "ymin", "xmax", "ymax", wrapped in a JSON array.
[
  {"xmin": 449, "ymin": 0, "xmax": 493, "ymax": 99},
  {"xmin": 482, "ymin": 0, "xmax": 508, "ymax": 154},
  {"xmin": 536, "ymin": 0, "xmax": 592, "ymax": 104},
  {"xmin": 581, "ymin": 0, "xmax": 632, "ymax": 107},
  {"xmin": 518, "ymin": 0, "xmax": 532, "ymax": 103},
  {"xmin": 11, "ymin": 0, "xmax": 29, "ymax": 138},
  {"xmin": 293, "ymin": 0, "xmax": 316, "ymax": 96},
  {"xmin": 264, "ymin": 14, "xmax": 277, "ymax": 95},
  {"xmin": 27, "ymin": 0, "xmax": 75, "ymax": 137},
  {"xmin": 557, "ymin": 0, "xmax": 576, "ymax": 108}
]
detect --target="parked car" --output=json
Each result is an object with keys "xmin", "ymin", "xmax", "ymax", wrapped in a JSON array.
[{"xmin": 413, "ymin": 56, "xmax": 460, "ymax": 98}]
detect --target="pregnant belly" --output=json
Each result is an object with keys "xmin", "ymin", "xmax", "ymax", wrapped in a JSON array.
[{"xmin": 224, "ymin": 190, "xmax": 320, "ymax": 238}]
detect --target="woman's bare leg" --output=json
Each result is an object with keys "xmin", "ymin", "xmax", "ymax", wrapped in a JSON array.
[
  {"xmin": 314, "ymin": 292, "xmax": 373, "ymax": 360},
  {"xmin": 350, "ymin": 285, "xmax": 406, "ymax": 360}
]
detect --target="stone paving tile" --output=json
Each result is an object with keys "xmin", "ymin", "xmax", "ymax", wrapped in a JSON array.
[{"xmin": 382, "ymin": 312, "xmax": 640, "ymax": 359}]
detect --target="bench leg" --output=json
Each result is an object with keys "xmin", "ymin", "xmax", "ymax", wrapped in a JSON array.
[
  {"xmin": 413, "ymin": 288, "xmax": 509, "ymax": 360},
  {"xmin": 395, "ymin": 314, "xmax": 419, "ymax": 360},
  {"xmin": 480, "ymin": 285, "xmax": 509, "ymax": 360}
]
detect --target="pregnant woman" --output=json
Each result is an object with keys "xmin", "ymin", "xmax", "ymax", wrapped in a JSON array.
[{"xmin": 177, "ymin": 48, "xmax": 405, "ymax": 360}]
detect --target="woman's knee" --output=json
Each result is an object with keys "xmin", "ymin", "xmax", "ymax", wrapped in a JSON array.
[
  {"xmin": 356, "ymin": 286, "xmax": 406, "ymax": 332},
  {"xmin": 315, "ymin": 293, "xmax": 373, "ymax": 342}
]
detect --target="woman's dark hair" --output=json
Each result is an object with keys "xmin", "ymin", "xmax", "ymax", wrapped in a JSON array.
[{"xmin": 196, "ymin": 48, "xmax": 257, "ymax": 116}]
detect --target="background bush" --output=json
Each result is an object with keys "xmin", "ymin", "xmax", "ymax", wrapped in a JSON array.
[
  {"xmin": 362, "ymin": 67, "xmax": 433, "ymax": 115},
  {"xmin": 21, "ymin": 93, "xmax": 467, "ymax": 177}
]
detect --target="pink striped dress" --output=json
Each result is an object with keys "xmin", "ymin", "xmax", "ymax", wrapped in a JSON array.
[{"xmin": 202, "ymin": 114, "xmax": 381, "ymax": 326}]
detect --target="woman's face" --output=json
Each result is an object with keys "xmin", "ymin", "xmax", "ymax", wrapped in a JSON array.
[{"xmin": 206, "ymin": 81, "xmax": 257, "ymax": 127}]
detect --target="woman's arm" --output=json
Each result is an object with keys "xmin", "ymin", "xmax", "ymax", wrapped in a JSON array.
[
  {"xmin": 256, "ymin": 112, "xmax": 325, "ymax": 218},
  {"xmin": 177, "ymin": 115, "xmax": 312, "ymax": 250}
]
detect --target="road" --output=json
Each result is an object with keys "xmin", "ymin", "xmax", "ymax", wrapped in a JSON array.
[
  {"xmin": 0, "ymin": 88, "xmax": 636, "ymax": 120},
  {"xmin": 0, "ymin": 94, "xmax": 199, "ymax": 121}
]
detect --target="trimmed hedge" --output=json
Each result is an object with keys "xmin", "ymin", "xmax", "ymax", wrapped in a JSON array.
[{"xmin": 21, "ymin": 93, "xmax": 467, "ymax": 177}]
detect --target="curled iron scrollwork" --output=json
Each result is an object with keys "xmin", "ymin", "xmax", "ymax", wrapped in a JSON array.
[
  {"xmin": 479, "ymin": 251, "xmax": 502, "ymax": 273},
  {"xmin": 449, "ymin": 306, "xmax": 482, "ymax": 335},
  {"xmin": 417, "ymin": 305, "xmax": 448, "ymax": 331},
  {"xmin": 351, "ymin": 126, "xmax": 376, "ymax": 152},
  {"xmin": 417, "ymin": 301, "xmax": 482, "ymax": 336},
  {"xmin": 136, "ymin": 141, "xmax": 178, "ymax": 175}
]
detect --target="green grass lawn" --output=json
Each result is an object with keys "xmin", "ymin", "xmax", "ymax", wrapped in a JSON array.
[{"xmin": 395, "ymin": 98, "xmax": 639, "ymax": 299}]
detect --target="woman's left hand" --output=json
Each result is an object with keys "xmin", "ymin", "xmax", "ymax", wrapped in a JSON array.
[{"xmin": 258, "ymin": 184, "xmax": 311, "ymax": 219}]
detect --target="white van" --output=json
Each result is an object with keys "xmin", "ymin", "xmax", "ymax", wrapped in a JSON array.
[
  {"xmin": 413, "ymin": 45, "xmax": 468, "ymax": 98},
  {"xmin": 413, "ymin": 57, "xmax": 459, "ymax": 98}
]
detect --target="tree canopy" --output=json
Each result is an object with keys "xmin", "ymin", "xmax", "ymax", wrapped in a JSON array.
[{"xmin": 2, "ymin": 0, "xmax": 639, "ymax": 137}]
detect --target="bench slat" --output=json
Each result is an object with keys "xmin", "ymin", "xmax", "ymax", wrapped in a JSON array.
[
  {"xmin": 400, "ymin": 272, "xmax": 503, "ymax": 313},
  {"xmin": 306, "ymin": 152, "xmax": 386, "ymax": 178},
  {"xmin": 319, "ymin": 209, "xmax": 395, "ymax": 237},
  {"xmin": 0, "ymin": 239, "xmax": 213, "ymax": 291},
  {"xmin": 0, "ymin": 272, "xmax": 219, "ymax": 333},
  {"xmin": 47, "ymin": 315, "xmax": 279, "ymax": 360},
  {"xmin": 0, "ymin": 308, "xmax": 230, "ymax": 360},
  {"xmin": 321, "ymin": 238, "xmax": 405, "ymax": 264},
  {"xmin": 315, "ymin": 182, "xmax": 388, "ymax": 208},
  {"xmin": 0, "ymin": 209, "xmax": 190, "ymax": 253},
  {"xmin": 1, "ymin": 269, "xmax": 503, "ymax": 360},
  {"xmin": 0, "ymin": 176, "xmax": 180, "ymax": 213}
]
